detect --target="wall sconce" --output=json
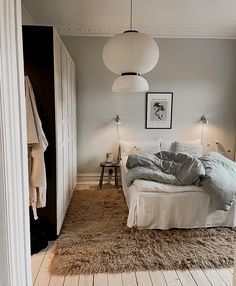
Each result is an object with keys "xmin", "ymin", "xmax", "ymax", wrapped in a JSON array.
[
  {"xmin": 114, "ymin": 115, "xmax": 121, "ymax": 162},
  {"xmin": 114, "ymin": 114, "xmax": 121, "ymax": 125},
  {"xmin": 200, "ymin": 115, "xmax": 208, "ymax": 146},
  {"xmin": 200, "ymin": 114, "xmax": 208, "ymax": 124}
]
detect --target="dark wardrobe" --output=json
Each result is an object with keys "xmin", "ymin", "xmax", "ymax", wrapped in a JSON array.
[{"xmin": 23, "ymin": 26, "xmax": 77, "ymax": 239}]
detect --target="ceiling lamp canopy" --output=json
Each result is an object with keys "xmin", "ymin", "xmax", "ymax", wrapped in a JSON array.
[{"xmin": 103, "ymin": 0, "xmax": 159, "ymax": 92}]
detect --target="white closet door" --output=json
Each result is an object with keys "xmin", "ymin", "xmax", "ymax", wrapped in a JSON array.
[
  {"xmin": 72, "ymin": 61, "xmax": 77, "ymax": 190},
  {"xmin": 67, "ymin": 55, "xmax": 73, "ymax": 202},
  {"xmin": 61, "ymin": 46, "xmax": 70, "ymax": 211},
  {"xmin": 67, "ymin": 56, "xmax": 77, "ymax": 199},
  {"xmin": 54, "ymin": 29, "xmax": 77, "ymax": 234},
  {"xmin": 54, "ymin": 34, "xmax": 65, "ymax": 234}
]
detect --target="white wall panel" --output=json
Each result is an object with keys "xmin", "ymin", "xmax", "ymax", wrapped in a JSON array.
[{"xmin": 0, "ymin": 0, "xmax": 32, "ymax": 285}]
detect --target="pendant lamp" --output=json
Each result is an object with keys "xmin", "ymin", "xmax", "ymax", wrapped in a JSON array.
[{"xmin": 103, "ymin": 0, "xmax": 159, "ymax": 92}]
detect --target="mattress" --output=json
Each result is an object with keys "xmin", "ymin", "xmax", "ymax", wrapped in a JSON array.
[{"xmin": 121, "ymin": 154, "xmax": 236, "ymax": 229}]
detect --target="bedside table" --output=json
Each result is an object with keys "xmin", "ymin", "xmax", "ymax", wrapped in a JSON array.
[{"xmin": 99, "ymin": 162, "xmax": 120, "ymax": 189}]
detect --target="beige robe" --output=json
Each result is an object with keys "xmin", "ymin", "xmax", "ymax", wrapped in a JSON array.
[{"xmin": 25, "ymin": 76, "xmax": 48, "ymax": 219}]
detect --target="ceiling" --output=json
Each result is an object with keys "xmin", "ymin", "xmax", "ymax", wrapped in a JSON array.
[{"xmin": 22, "ymin": 0, "xmax": 236, "ymax": 38}]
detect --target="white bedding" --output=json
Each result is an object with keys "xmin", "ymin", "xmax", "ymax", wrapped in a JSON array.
[{"xmin": 121, "ymin": 154, "xmax": 236, "ymax": 229}]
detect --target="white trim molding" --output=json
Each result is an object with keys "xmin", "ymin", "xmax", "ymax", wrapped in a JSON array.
[
  {"xmin": 57, "ymin": 25, "xmax": 236, "ymax": 39},
  {"xmin": 77, "ymin": 172, "xmax": 116, "ymax": 184},
  {"xmin": 21, "ymin": 4, "xmax": 37, "ymax": 25},
  {"xmin": 78, "ymin": 172, "xmax": 101, "ymax": 183},
  {"xmin": 0, "ymin": 0, "xmax": 32, "ymax": 285}
]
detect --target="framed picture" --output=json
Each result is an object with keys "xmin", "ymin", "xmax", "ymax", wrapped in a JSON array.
[{"xmin": 145, "ymin": 92, "xmax": 173, "ymax": 129}]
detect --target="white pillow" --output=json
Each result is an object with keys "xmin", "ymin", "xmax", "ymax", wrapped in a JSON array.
[
  {"xmin": 174, "ymin": 139, "xmax": 202, "ymax": 157},
  {"xmin": 160, "ymin": 140, "xmax": 175, "ymax": 152},
  {"xmin": 133, "ymin": 145, "xmax": 161, "ymax": 155},
  {"xmin": 119, "ymin": 140, "xmax": 161, "ymax": 155}
]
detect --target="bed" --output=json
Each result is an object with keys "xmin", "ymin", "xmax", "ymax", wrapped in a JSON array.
[{"xmin": 120, "ymin": 140, "xmax": 236, "ymax": 230}]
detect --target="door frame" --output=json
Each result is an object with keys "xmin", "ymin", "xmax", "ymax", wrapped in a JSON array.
[{"xmin": 0, "ymin": 0, "xmax": 31, "ymax": 285}]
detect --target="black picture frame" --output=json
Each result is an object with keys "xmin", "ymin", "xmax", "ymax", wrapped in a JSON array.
[{"xmin": 145, "ymin": 92, "xmax": 173, "ymax": 129}]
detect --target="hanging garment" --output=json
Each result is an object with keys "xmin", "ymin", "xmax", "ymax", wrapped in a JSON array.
[
  {"xmin": 25, "ymin": 86, "xmax": 39, "ymax": 144},
  {"xmin": 25, "ymin": 76, "xmax": 48, "ymax": 219}
]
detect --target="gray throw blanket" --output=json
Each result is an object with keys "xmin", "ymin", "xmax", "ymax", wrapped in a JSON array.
[
  {"xmin": 126, "ymin": 151, "xmax": 205, "ymax": 187},
  {"xmin": 199, "ymin": 152, "xmax": 236, "ymax": 211},
  {"xmin": 126, "ymin": 151, "xmax": 236, "ymax": 211}
]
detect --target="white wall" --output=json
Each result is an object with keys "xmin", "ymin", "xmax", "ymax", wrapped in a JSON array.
[
  {"xmin": 62, "ymin": 36, "xmax": 236, "ymax": 174},
  {"xmin": 22, "ymin": 5, "xmax": 37, "ymax": 25}
]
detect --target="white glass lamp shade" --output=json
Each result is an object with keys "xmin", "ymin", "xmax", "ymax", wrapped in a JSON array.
[
  {"xmin": 103, "ymin": 31, "xmax": 159, "ymax": 75},
  {"xmin": 112, "ymin": 75, "xmax": 149, "ymax": 92}
]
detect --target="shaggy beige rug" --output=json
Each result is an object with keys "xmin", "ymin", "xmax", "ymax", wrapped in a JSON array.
[{"xmin": 49, "ymin": 188, "xmax": 236, "ymax": 275}]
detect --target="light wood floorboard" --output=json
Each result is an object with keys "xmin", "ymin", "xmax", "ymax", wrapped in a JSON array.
[
  {"xmin": 121, "ymin": 272, "xmax": 137, "ymax": 286},
  {"xmin": 203, "ymin": 269, "xmax": 227, "ymax": 286},
  {"xmin": 107, "ymin": 273, "xmax": 123, "ymax": 286},
  {"xmin": 79, "ymin": 275, "xmax": 94, "ymax": 286},
  {"xmin": 94, "ymin": 273, "xmax": 108, "ymax": 286},
  {"xmin": 176, "ymin": 270, "xmax": 197, "ymax": 286},
  {"xmin": 189, "ymin": 269, "xmax": 212, "ymax": 286},
  {"xmin": 49, "ymin": 275, "xmax": 65, "ymax": 286},
  {"xmin": 31, "ymin": 244, "xmax": 48, "ymax": 284},
  {"xmin": 216, "ymin": 268, "xmax": 233, "ymax": 286},
  {"xmin": 34, "ymin": 241, "xmax": 55, "ymax": 286},
  {"xmin": 162, "ymin": 270, "xmax": 182, "ymax": 286},
  {"xmin": 64, "ymin": 275, "xmax": 79, "ymax": 286},
  {"xmin": 135, "ymin": 271, "xmax": 152, "ymax": 286},
  {"xmin": 149, "ymin": 270, "xmax": 168, "ymax": 286}
]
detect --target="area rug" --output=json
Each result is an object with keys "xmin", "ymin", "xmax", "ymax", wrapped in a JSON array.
[{"xmin": 49, "ymin": 188, "xmax": 236, "ymax": 275}]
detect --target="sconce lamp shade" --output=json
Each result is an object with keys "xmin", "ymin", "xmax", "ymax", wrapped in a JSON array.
[
  {"xmin": 200, "ymin": 115, "xmax": 208, "ymax": 124},
  {"xmin": 112, "ymin": 74, "xmax": 149, "ymax": 92},
  {"xmin": 103, "ymin": 31, "xmax": 159, "ymax": 75},
  {"xmin": 114, "ymin": 115, "xmax": 121, "ymax": 124}
]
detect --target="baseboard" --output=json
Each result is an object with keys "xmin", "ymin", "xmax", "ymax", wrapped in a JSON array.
[
  {"xmin": 77, "ymin": 173, "xmax": 99, "ymax": 183},
  {"xmin": 77, "ymin": 172, "xmax": 113, "ymax": 184}
]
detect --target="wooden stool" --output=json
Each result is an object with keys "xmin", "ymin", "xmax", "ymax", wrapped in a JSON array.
[{"xmin": 99, "ymin": 162, "xmax": 120, "ymax": 189}]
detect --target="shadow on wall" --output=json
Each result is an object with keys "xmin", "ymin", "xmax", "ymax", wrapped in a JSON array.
[
  {"xmin": 78, "ymin": 119, "xmax": 120, "ymax": 173},
  {"xmin": 78, "ymin": 158, "xmax": 99, "ymax": 174}
]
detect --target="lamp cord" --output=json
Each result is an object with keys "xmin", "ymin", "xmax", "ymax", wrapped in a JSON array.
[
  {"xmin": 116, "ymin": 124, "xmax": 120, "ymax": 162},
  {"xmin": 116, "ymin": 124, "xmax": 120, "ymax": 143},
  {"xmin": 130, "ymin": 0, "xmax": 133, "ymax": 30},
  {"xmin": 201, "ymin": 123, "xmax": 205, "ymax": 147}
]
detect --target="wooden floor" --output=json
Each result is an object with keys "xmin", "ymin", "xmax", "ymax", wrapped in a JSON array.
[
  {"xmin": 32, "ymin": 184, "xmax": 234, "ymax": 286},
  {"xmin": 32, "ymin": 242, "xmax": 234, "ymax": 286}
]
